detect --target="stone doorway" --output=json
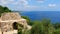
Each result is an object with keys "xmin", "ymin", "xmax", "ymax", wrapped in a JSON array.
[{"xmin": 13, "ymin": 22, "xmax": 18, "ymax": 30}]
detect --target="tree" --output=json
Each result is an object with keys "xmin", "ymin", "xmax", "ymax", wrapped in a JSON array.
[
  {"xmin": 53, "ymin": 23, "xmax": 60, "ymax": 29},
  {"xmin": 53, "ymin": 28, "xmax": 60, "ymax": 34},
  {"xmin": 3, "ymin": 7, "xmax": 11, "ymax": 12},
  {"xmin": 31, "ymin": 21, "xmax": 42, "ymax": 34},
  {"xmin": 0, "ymin": 5, "xmax": 11, "ymax": 16},
  {"xmin": 41, "ymin": 19, "xmax": 55, "ymax": 34},
  {"xmin": 53, "ymin": 23, "xmax": 60, "ymax": 34},
  {"xmin": 31, "ymin": 19, "xmax": 55, "ymax": 34}
]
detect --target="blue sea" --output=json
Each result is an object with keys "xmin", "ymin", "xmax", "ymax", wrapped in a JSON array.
[{"xmin": 20, "ymin": 11, "xmax": 60, "ymax": 23}]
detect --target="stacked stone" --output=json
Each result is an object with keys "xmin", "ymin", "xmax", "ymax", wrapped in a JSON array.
[
  {"xmin": 1, "ymin": 12, "xmax": 21, "ymax": 21},
  {"xmin": 0, "ymin": 12, "xmax": 31, "ymax": 34}
]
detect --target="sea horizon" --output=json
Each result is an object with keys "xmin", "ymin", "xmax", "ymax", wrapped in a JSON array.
[{"xmin": 20, "ymin": 11, "xmax": 60, "ymax": 23}]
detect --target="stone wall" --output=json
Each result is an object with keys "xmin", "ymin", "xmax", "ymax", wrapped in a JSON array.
[{"xmin": 0, "ymin": 12, "xmax": 31, "ymax": 34}]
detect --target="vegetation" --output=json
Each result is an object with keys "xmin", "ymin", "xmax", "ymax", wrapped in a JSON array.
[
  {"xmin": 21, "ymin": 16, "xmax": 33, "ymax": 26},
  {"xmin": 0, "ymin": 5, "xmax": 11, "ymax": 16},
  {"xmin": 18, "ymin": 18, "xmax": 60, "ymax": 34},
  {"xmin": 0, "ymin": 5, "xmax": 60, "ymax": 34}
]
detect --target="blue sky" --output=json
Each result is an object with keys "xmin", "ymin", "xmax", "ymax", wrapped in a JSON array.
[{"xmin": 0, "ymin": 0, "xmax": 60, "ymax": 11}]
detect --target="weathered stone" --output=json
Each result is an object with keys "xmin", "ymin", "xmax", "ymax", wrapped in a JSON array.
[
  {"xmin": 1, "ymin": 12, "xmax": 21, "ymax": 21},
  {"xmin": 0, "ymin": 12, "xmax": 31, "ymax": 34}
]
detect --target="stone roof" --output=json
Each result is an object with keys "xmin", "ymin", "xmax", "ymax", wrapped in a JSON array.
[{"xmin": 1, "ymin": 12, "xmax": 21, "ymax": 21}]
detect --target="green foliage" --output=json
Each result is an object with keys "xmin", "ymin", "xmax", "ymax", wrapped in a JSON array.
[
  {"xmin": 53, "ymin": 23, "xmax": 60, "ymax": 34},
  {"xmin": 53, "ymin": 23, "xmax": 60, "ymax": 29},
  {"xmin": 18, "ymin": 24, "xmax": 23, "ymax": 34},
  {"xmin": 21, "ymin": 16, "xmax": 33, "ymax": 25},
  {"xmin": 31, "ymin": 19, "xmax": 55, "ymax": 34},
  {"xmin": 21, "ymin": 16, "xmax": 30, "ymax": 23},
  {"xmin": 31, "ymin": 21, "xmax": 42, "ymax": 34},
  {"xmin": 55, "ymin": 28, "xmax": 60, "ymax": 34},
  {"xmin": 0, "ymin": 5, "xmax": 11, "ymax": 16}
]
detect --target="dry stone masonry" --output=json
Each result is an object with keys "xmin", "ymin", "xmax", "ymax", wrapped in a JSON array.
[{"xmin": 0, "ymin": 12, "xmax": 31, "ymax": 34}]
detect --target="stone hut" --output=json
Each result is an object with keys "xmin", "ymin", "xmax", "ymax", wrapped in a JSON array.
[{"xmin": 0, "ymin": 12, "xmax": 31, "ymax": 34}]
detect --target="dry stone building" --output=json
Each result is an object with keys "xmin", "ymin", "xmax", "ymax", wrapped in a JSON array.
[{"xmin": 0, "ymin": 12, "xmax": 31, "ymax": 34}]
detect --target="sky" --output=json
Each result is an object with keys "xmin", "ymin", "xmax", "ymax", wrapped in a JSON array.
[{"xmin": 0, "ymin": 0, "xmax": 60, "ymax": 11}]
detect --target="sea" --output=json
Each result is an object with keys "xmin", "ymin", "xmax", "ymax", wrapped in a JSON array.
[{"xmin": 18, "ymin": 11, "xmax": 60, "ymax": 23}]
